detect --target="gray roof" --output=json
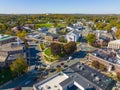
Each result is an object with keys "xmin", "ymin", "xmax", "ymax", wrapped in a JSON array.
[
  {"xmin": 72, "ymin": 30, "xmax": 81, "ymax": 35},
  {"xmin": 63, "ymin": 62, "xmax": 115, "ymax": 90},
  {"xmin": 59, "ymin": 77, "xmax": 73, "ymax": 87}
]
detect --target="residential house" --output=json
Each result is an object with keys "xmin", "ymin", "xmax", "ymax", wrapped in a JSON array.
[{"xmin": 66, "ymin": 30, "xmax": 82, "ymax": 42}]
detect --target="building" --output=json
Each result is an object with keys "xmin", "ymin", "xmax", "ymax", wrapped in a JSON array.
[
  {"xmin": 33, "ymin": 62, "xmax": 115, "ymax": 90},
  {"xmin": 89, "ymin": 49, "xmax": 120, "ymax": 72},
  {"xmin": 0, "ymin": 35, "xmax": 26, "ymax": 67},
  {"xmin": 48, "ymin": 28, "xmax": 59, "ymax": 34},
  {"xmin": 107, "ymin": 40, "xmax": 120, "ymax": 49},
  {"xmin": 66, "ymin": 30, "xmax": 82, "ymax": 42},
  {"xmin": 45, "ymin": 33, "xmax": 58, "ymax": 42},
  {"xmin": 0, "ymin": 34, "xmax": 16, "ymax": 45}
]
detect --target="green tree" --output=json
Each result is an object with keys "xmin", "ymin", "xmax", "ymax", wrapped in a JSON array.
[
  {"xmin": 86, "ymin": 33, "xmax": 96, "ymax": 44},
  {"xmin": 116, "ymin": 72, "xmax": 120, "ymax": 81},
  {"xmin": 50, "ymin": 43, "xmax": 62, "ymax": 55},
  {"xmin": 115, "ymin": 29, "xmax": 120, "ymax": 39},
  {"xmin": 59, "ymin": 36, "xmax": 67, "ymax": 43},
  {"xmin": 10, "ymin": 54, "xmax": 28, "ymax": 76},
  {"xmin": 64, "ymin": 41, "xmax": 77, "ymax": 55}
]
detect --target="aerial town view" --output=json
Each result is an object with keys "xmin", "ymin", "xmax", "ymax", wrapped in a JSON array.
[{"xmin": 0, "ymin": 0, "xmax": 120, "ymax": 90}]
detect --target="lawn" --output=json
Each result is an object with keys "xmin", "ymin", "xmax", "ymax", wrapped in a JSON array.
[
  {"xmin": 36, "ymin": 23, "xmax": 66, "ymax": 28},
  {"xmin": 0, "ymin": 68, "xmax": 13, "ymax": 85},
  {"xmin": 36, "ymin": 23, "xmax": 54, "ymax": 28},
  {"xmin": 58, "ymin": 23, "xmax": 66, "ymax": 28},
  {"xmin": 44, "ymin": 48, "xmax": 51, "ymax": 56}
]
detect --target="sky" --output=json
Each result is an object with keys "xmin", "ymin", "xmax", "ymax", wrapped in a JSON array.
[{"xmin": 0, "ymin": 0, "xmax": 120, "ymax": 14}]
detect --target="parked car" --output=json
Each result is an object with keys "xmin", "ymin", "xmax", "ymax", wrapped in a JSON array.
[
  {"xmin": 56, "ymin": 65, "xmax": 61, "ymax": 68},
  {"xmin": 68, "ymin": 56, "xmax": 72, "ymax": 60},
  {"xmin": 63, "ymin": 65, "xmax": 68, "ymax": 68},
  {"xmin": 60, "ymin": 63, "xmax": 64, "ymax": 66},
  {"xmin": 49, "ymin": 69, "xmax": 56, "ymax": 73}
]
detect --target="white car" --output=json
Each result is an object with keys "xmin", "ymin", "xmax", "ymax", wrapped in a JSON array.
[{"xmin": 68, "ymin": 56, "xmax": 72, "ymax": 60}]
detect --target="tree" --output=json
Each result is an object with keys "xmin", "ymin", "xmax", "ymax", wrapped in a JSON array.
[
  {"xmin": 91, "ymin": 61, "xmax": 100, "ymax": 69},
  {"xmin": 86, "ymin": 33, "xmax": 96, "ymax": 44},
  {"xmin": 115, "ymin": 29, "xmax": 120, "ymax": 39},
  {"xmin": 50, "ymin": 43, "xmax": 62, "ymax": 55},
  {"xmin": 92, "ymin": 61, "xmax": 106, "ymax": 71},
  {"xmin": 116, "ymin": 72, "xmax": 120, "ymax": 81},
  {"xmin": 99, "ymin": 63, "xmax": 106, "ymax": 71},
  {"xmin": 64, "ymin": 41, "xmax": 77, "ymax": 55},
  {"xmin": 16, "ymin": 30, "xmax": 26, "ymax": 40},
  {"xmin": 59, "ymin": 36, "xmax": 67, "ymax": 43},
  {"xmin": 10, "ymin": 54, "xmax": 28, "ymax": 76},
  {"xmin": 105, "ymin": 24, "xmax": 112, "ymax": 32}
]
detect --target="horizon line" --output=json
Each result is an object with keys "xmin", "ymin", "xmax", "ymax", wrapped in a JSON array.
[{"xmin": 0, "ymin": 13, "xmax": 120, "ymax": 15}]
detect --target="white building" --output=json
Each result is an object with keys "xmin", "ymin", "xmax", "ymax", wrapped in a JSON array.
[
  {"xmin": 66, "ymin": 30, "xmax": 82, "ymax": 42},
  {"xmin": 33, "ymin": 72, "xmax": 74, "ymax": 90},
  {"xmin": 107, "ymin": 40, "xmax": 120, "ymax": 49}
]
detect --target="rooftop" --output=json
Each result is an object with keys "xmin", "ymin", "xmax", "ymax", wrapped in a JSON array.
[
  {"xmin": 34, "ymin": 62, "xmax": 115, "ymax": 90},
  {"xmin": 0, "ymin": 52, "xmax": 8, "ymax": 62},
  {"xmin": 63, "ymin": 62, "xmax": 115, "ymax": 90},
  {"xmin": 91, "ymin": 49, "xmax": 120, "ymax": 65},
  {"xmin": 0, "ymin": 42, "xmax": 23, "ymax": 52},
  {"xmin": 0, "ymin": 34, "xmax": 15, "ymax": 42},
  {"xmin": 109, "ymin": 40, "xmax": 120, "ymax": 44},
  {"xmin": 35, "ymin": 73, "xmax": 69, "ymax": 90}
]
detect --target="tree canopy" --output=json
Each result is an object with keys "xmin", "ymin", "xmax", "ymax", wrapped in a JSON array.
[
  {"xmin": 115, "ymin": 29, "xmax": 120, "ymax": 39},
  {"xmin": 10, "ymin": 54, "xmax": 28, "ymax": 76},
  {"xmin": 50, "ymin": 43, "xmax": 62, "ymax": 55},
  {"xmin": 64, "ymin": 41, "xmax": 77, "ymax": 55},
  {"xmin": 86, "ymin": 33, "xmax": 96, "ymax": 44}
]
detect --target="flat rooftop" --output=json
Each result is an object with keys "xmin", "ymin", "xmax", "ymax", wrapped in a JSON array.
[
  {"xmin": 109, "ymin": 40, "xmax": 120, "ymax": 44},
  {"xmin": 0, "ymin": 42, "xmax": 23, "ymax": 52},
  {"xmin": 0, "ymin": 52, "xmax": 8, "ymax": 62},
  {"xmin": 35, "ymin": 73, "xmax": 69, "ymax": 90},
  {"xmin": 63, "ymin": 62, "xmax": 115, "ymax": 90},
  {"xmin": 0, "ymin": 34, "xmax": 14, "ymax": 42},
  {"xmin": 91, "ymin": 49, "xmax": 120, "ymax": 65}
]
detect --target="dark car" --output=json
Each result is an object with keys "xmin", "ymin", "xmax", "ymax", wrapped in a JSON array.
[
  {"xmin": 56, "ymin": 65, "xmax": 61, "ymax": 68},
  {"xmin": 63, "ymin": 65, "xmax": 68, "ymax": 68},
  {"xmin": 60, "ymin": 63, "xmax": 64, "ymax": 66},
  {"xmin": 49, "ymin": 69, "xmax": 56, "ymax": 73}
]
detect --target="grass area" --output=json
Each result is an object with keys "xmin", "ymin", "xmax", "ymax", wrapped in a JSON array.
[
  {"xmin": 58, "ymin": 23, "xmax": 66, "ymax": 28},
  {"xmin": 44, "ymin": 48, "xmax": 51, "ymax": 56},
  {"xmin": 36, "ymin": 23, "xmax": 66, "ymax": 28},
  {"xmin": 36, "ymin": 23, "xmax": 54, "ymax": 28},
  {"xmin": 0, "ymin": 68, "xmax": 13, "ymax": 85}
]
